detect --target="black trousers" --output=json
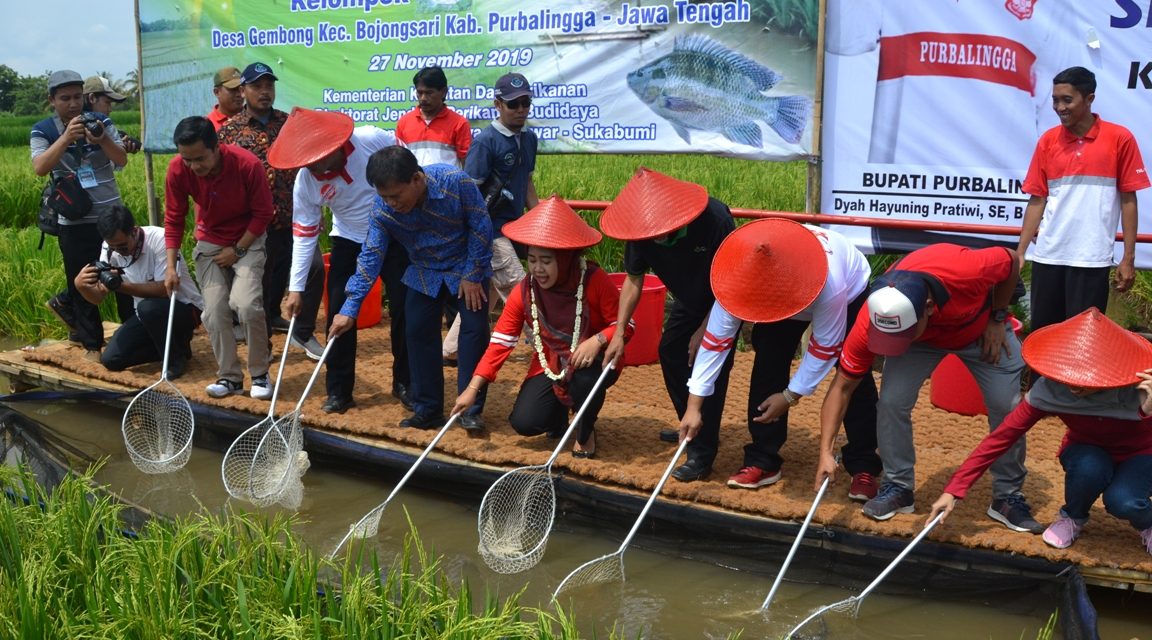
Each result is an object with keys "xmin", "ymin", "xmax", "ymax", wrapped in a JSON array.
[
  {"xmin": 325, "ymin": 237, "xmax": 410, "ymax": 401},
  {"xmin": 264, "ymin": 226, "xmax": 323, "ymax": 338},
  {"xmin": 508, "ymin": 364, "xmax": 620, "ymax": 445},
  {"xmin": 660, "ymin": 299, "xmax": 735, "ymax": 467},
  {"xmin": 1029, "ymin": 262, "xmax": 1110, "ymax": 332},
  {"xmin": 57, "ymin": 222, "xmax": 105, "ymax": 350},
  {"xmin": 101, "ymin": 297, "xmax": 197, "ymax": 371},
  {"xmin": 745, "ymin": 290, "xmax": 881, "ymax": 476}
]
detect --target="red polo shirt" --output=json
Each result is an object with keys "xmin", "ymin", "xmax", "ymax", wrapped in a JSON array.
[
  {"xmin": 164, "ymin": 144, "xmax": 275, "ymax": 249},
  {"xmin": 395, "ymin": 106, "xmax": 472, "ymax": 166},
  {"xmin": 839, "ymin": 244, "xmax": 1013, "ymax": 377}
]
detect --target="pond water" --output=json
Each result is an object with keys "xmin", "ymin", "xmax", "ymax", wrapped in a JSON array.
[{"xmin": 4, "ymin": 397, "xmax": 1151, "ymax": 640}]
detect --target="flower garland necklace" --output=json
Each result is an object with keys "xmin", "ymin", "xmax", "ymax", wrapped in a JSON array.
[{"xmin": 529, "ymin": 257, "xmax": 586, "ymax": 381}]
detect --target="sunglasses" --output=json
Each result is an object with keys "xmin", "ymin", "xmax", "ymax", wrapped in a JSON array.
[{"xmin": 501, "ymin": 97, "xmax": 532, "ymax": 110}]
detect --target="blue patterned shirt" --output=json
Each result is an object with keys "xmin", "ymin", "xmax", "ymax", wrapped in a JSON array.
[{"xmin": 340, "ymin": 164, "xmax": 493, "ymax": 318}]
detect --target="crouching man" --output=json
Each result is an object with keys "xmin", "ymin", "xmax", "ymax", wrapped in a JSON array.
[{"xmin": 74, "ymin": 205, "xmax": 203, "ymax": 379}]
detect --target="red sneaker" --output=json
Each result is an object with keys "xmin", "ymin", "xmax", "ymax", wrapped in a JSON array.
[
  {"xmin": 726, "ymin": 466, "xmax": 781, "ymax": 489},
  {"xmin": 848, "ymin": 472, "xmax": 878, "ymax": 501}
]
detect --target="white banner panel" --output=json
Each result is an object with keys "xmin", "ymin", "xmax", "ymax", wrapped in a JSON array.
[{"xmin": 822, "ymin": 0, "xmax": 1152, "ymax": 267}]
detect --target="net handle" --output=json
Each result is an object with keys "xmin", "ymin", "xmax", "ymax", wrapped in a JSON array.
[
  {"xmin": 292, "ymin": 336, "xmax": 337, "ymax": 413},
  {"xmin": 615, "ymin": 436, "xmax": 689, "ymax": 554},
  {"xmin": 855, "ymin": 510, "xmax": 945, "ymax": 605},
  {"xmin": 760, "ymin": 474, "xmax": 831, "ymax": 612},
  {"xmin": 541, "ymin": 359, "xmax": 617, "ymax": 468},
  {"xmin": 158, "ymin": 291, "xmax": 177, "ymax": 381},
  {"xmin": 265, "ymin": 315, "xmax": 297, "ymax": 417}
]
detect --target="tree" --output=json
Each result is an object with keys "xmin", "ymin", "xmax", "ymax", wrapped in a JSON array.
[
  {"xmin": 0, "ymin": 64, "xmax": 19, "ymax": 112},
  {"xmin": 10, "ymin": 73, "xmax": 48, "ymax": 116},
  {"xmin": 123, "ymin": 69, "xmax": 139, "ymax": 100}
]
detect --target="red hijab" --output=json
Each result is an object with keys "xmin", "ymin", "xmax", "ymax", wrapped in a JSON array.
[{"xmin": 522, "ymin": 248, "xmax": 600, "ymax": 405}]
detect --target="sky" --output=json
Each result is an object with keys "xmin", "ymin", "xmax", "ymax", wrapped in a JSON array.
[{"xmin": 0, "ymin": 0, "xmax": 139, "ymax": 80}]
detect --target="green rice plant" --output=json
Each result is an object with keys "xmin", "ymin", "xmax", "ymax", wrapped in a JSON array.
[{"xmin": 0, "ymin": 463, "xmax": 607, "ymax": 639}]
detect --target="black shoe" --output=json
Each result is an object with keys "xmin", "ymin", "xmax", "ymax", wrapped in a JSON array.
[
  {"xmin": 458, "ymin": 414, "xmax": 485, "ymax": 432},
  {"xmin": 401, "ymin": 412, "xmax": 446, "ymax": 430},
  {"xmin": 392, "ymin": 383, "xmax": 414, "ymax": 411},
  {"xmin": 322, "ymin": 395, "xmax": 357, "ymax": 414},
  {"xmin": 270, "ymin": 316, "xmax": 291, "ymax": 333},
  {"xmin": 46, "ymin": 293, "xmax": 79, "ymax": 333},
  {"xmin": 659, "ymin": 429, "xmax": 679, "ymax": 443},
  {"xmin": 671, "ymin": 459, "xmax": 712, "ymax": 482},
  {"xmin": 165, "ymin": 355, "xmax": 187, "ymax": 381}
]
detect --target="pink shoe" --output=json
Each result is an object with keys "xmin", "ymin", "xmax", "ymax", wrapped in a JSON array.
[
  {"xmin": 1141, "ymin": 527, "xmax": 1152, "ymax": 556},
  {"xmin": 1041, "ymin": 516, "xmax": 1082, "ymax": 549}
]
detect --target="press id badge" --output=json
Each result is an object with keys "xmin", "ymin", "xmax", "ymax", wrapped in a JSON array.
[{"xmin": 77, "ymin": 163, "xmax": 97, "ymax": 189}]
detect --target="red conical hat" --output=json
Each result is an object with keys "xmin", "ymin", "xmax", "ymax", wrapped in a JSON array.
[
  {"xmin": 502, "ymin": 195, "xmax": 602, "ymax": 249},
  {"xmin": 599, "ymin": 167, "xmax": 708, "ymax": 241},
  {"xmin": 1022, "ymin": 308, "xmax": 1152, "ymax": 389},
  {"xmin": 710, "ymin": 219, "xmax": 828, "ymax": 323},
  {"xmin": 267, "ymin": 107, "xmax": 355, "ymax": 170}
]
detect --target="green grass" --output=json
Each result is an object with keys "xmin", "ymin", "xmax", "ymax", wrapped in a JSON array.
[
  {"xmin": 0, "ymin": 111, "xmax": 141, "ymax": 149},
  {"xmin": 0, "ymin": 463, "xmax": 604, "ymax": 639}
]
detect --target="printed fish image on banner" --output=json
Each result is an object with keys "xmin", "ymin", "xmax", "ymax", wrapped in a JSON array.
[{"xmin": 626, "ymin": 34, "xmax": 811, "ymax": 147}]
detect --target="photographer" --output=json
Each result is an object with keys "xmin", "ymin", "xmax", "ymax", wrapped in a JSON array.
[
  {"xmin": 75, "ymin": 206, "xmax": 203, "ymax": 379},
  {"xmin": 31, "ymin": 70, "xmax": 128, "ymax": 360}
]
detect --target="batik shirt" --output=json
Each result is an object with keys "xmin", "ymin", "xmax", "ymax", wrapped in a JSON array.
[{"xmin": 218, "ymin": 107, "xmax": 295, "ymax": 231}]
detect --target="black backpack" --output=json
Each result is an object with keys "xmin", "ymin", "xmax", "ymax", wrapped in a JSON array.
[{"xmin": 32, "ymin": 117, "xmax": 94, "ymax": 249}]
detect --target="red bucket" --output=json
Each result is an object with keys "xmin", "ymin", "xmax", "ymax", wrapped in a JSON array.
[
  {"xmin": 322, "ymin": 252, "xmax": 382, "ymax": 330},
  {"xmin": 607, "ymin": 273, "xmax": 666, "ymax": 366},
  {"xmin": 930, "ymin": 316, "xmax": 1022, "ymax": 416}
]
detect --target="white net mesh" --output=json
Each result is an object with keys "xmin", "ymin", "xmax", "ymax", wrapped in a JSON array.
[
  {"xmin": 121, "ymin": 380, "xmax": 194, "ymax": 474},
  {"xmin": 552, "ymin": 553, "xmax": 625, "ymax": 598},
  {"xmin": 476, "ymin": 466, "xmax": 558, "ymax": 574},
  {"xmin": 222, "ymin": 412, "xmax": 308, "ymax": 509}
]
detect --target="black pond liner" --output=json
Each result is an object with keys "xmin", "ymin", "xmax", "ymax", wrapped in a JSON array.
[{"xmin": 0, "ymin": 393, "xmax": 1100, "ymax": 639}]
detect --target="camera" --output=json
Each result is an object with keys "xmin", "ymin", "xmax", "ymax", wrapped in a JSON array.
[
  {"xmin": 91, "ymin": 261, "xmax": 123, "ymax": 290},
  {"xmin": 479, "ymin": 173, "xmax": 512, "ymax": 213},
  {"xmin": 80, "ymin": 113, "xmax": 104, "ymax": 138}
]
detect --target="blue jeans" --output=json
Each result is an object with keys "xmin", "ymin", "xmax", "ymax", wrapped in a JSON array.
[
  {"xmin": 406, "ymin": 281, "xmax": 489, "ymax": 417},
  {"xmin": 1059, "ymin": 443, "xmax": 1152, "ymax": 531}
]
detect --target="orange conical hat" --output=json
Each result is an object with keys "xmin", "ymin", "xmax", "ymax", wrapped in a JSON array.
[
  {"xmin": 267, "ymin": 107, "xmax": 355, "ymax": 170},
  {"xmin": 1023, "ymin": 308, "xmax": 1152, "ymax": 388},
  {"xmin": 599, "ymin": 167, "xmax": 708, "ymax": 241},
  {"xmin": 502, "ymin": 195, "xmax": 602, "ymax": 250},
  {"xmin": 710, "ymin": 219, "xmax": 828, "ymax": 323}
]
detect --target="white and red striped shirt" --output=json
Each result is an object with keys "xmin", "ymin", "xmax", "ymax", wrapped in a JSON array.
[
  {"xmin": 289, "ymin": 126, "xmax": 395, "ymax": 292},
  {"xmin": 688, "ymin": 225, "xmax": 870, "ymax": 397}
]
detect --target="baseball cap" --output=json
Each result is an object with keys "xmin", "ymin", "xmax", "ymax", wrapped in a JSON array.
[
  {"xmin": 240, "ymin": 62, "xmax": 278, "ymax": 85},
  {"xmin": 866, "ymin": 271, "xmax": 929, "ymax": 356},
  {"xmin": 47, "ymin": 70, "xmax": 83, "ymax": 92},
  {"xmin": 82, "ymin": 76, "xmax": 126, "ymax": 102},
  {"xmin": 213, "ymin": 66, "xmax": 242, "ymax": 89},
  {"xmin": 494, "ymin": 73, "xmax": 532, "ymax": 101}
]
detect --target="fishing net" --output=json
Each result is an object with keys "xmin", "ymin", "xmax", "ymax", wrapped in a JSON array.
[
  {"xmin": 329, "ymin": 413, "xmax": 460, "ymax": 559},
  {"xmin": 477, "ymin": 467, "xmax": 558, "ymax": 573},
  {"xmin": 552, "ymin": 438, "xmax": 689, "ymax": 599},
  {"xmin": 477, "ymin": 364, "xmax": 617, "ymax": 574},
  {"xmin": 121, "ymin": 293, "xmax": 194, "ymax": 474}
]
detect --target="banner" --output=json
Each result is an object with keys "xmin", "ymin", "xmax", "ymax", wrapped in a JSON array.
[
  {"xmin": 138, "ymin": 0, "xmax": 818, "ymax": 160},
  {"xmin": 821, "ymin": 0, "xmax": 1152, "ymax": 267}
]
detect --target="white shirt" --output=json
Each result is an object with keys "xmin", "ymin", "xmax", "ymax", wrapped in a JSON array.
[
  {"xmin": 289, "ymin": 126, "xmax": 396, "ymax": 292},
  {"xmin": 103, "ymin": 226, "xmax": 203, "ymax": 310},
  {"xmin": 688, "ymin": 225, "xmax": 870, "ymax": 397}
]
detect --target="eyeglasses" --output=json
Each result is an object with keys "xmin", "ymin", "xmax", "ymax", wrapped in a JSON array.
[{"xmin": 501, "ymin": 97, "xmax": 532, "ymax": 110}]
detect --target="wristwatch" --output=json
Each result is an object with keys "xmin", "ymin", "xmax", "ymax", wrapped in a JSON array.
[
  {"xmin": 991, "ymin": 308, "xmax": 1009, "ymax": 323},
  {"xmin": 781, "ymin": 388, "xmax": 801, "ymax": 406},
  {"xmin": 233, "ymin": 244, "xmax": 248, "ymax": 258},
  {"xmin": 595, "ymin": 333, "xmax": 607, "ymax": 346}
]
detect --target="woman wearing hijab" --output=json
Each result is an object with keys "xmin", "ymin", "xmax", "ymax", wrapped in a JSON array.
[
  {"xmin": 453, "ymin": 196, "xmax": 632, "ymax": 457},
  {"xmin": 930, "ymin": 309, "xmax": 1152, "ymax": 556}
]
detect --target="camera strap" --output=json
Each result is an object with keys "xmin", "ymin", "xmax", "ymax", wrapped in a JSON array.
[{"xmin": 105, "ymin": 226, "xmax": 144, "ymax": 269}]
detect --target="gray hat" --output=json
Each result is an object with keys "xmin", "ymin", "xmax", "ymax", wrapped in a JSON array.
[{"xmin": 48, "ymin": 70, "xmax": 83, "ymax": 92}]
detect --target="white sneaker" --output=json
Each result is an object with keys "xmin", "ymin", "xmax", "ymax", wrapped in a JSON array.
[
  {"xmin": 250, "ymin": 374, "xmax": 273, "ymax": 400},
  {"xmin": 206, "ymin": 378, "xmax": 244, "ymax": 398},
  {"xmin": 289, "ymin": 334, "xmax": 325, "ymax": 361}
]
